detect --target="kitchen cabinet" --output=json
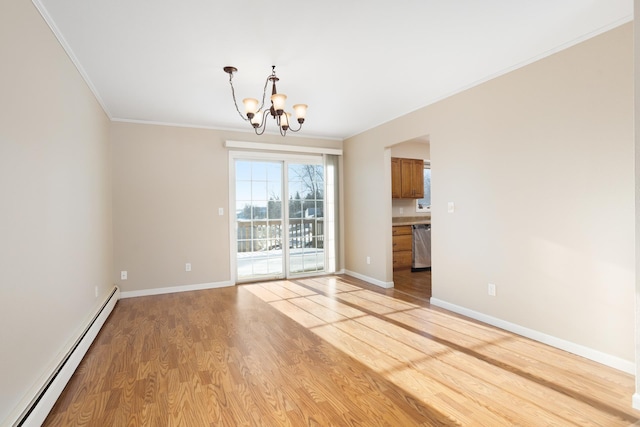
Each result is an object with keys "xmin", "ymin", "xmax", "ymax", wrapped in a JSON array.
[
  {"xmin": 401, "ymin": 158, "xmax": 424, "ymax": 199},
  {"xmin": 391, "ymin": 158, "xmax": 401, "ymax": 198},
  {"xmin": 391, "ymin": 157, "xmax": 424, "ymax": 199},
  {"xmin": 392, "ymin": 225, "xmax": 412, "ymax": 269}
]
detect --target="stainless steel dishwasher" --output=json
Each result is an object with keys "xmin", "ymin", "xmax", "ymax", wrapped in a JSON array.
[{"xmin": 412, "ymin": 224, "xmax": 431, "ymax": 271}]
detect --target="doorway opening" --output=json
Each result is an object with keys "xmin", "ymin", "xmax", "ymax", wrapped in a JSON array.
[{"xmin": 390, "ymin": 137, "xmax": 432, "ymax": 300}]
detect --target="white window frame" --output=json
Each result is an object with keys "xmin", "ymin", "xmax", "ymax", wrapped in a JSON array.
[{"xmin": 415, "ymin": 160, "xmax": 431, "ymax": 213}]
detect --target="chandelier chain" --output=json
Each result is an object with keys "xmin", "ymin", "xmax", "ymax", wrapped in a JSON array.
[
  {"xmin": 227, "ymin": 72, "xmax": 249, "ymax": 122},
  {"xmin": 257, "ymin": 73, "xmax": 270, "ymax": 113}
]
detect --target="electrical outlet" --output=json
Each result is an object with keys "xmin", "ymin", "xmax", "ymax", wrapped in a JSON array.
[
  {"xmin": 488, "ymin": 283, "xmax": 496, "ymax": 296},
  {"xmin": 121, "ymin": 271, "xmax": 127, "ymax": 280},
  {"xmin": 185, "ymin": 263, "xmax": 192, "ymax": 272},
  {"xmin": 399, "ymin": 207, "xmax": 404, "ymax": 214},
  {"xmin": 366, "ymin": 256, "xmax": 371, "ymax": 265}
]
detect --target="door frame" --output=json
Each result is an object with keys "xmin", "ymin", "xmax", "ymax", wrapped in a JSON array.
[{"xmin": 228, "ymin": 150, "xmax": 325, "ymax": 284}]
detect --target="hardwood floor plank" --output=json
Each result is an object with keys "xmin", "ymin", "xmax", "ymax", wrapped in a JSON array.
[
  {"xmin": 393, "ymin": 268, "xmax": 432, "ymax": 300},
  {"xmin": 388, "ymin": 308, "xmax": 638, "ymax": 422},
  {"xmin": 43, "ymin": 275, "xmax": 640, "ymax": 426},
  {"xmin": 355, "ymin": 313, "xmax": 603, "ymax": 425}
]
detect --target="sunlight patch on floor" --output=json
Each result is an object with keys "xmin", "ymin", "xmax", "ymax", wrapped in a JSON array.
[{"xmin": 241, "ymin": 278, "xmax": 632, "ymax": 426}]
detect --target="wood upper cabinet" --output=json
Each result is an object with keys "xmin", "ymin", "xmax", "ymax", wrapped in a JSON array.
[
  {"xmin": 391, "ymin": 158, "xmax": 402, "ymax": 198},
  {"xmin": 392, "ymin": 157, "xmax": 424, "ymax": 199}
]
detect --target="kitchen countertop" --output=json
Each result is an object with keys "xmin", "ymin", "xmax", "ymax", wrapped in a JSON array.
[{"xmin": 392, "ymin": 216, "xmax": 431, "ymax": 226}]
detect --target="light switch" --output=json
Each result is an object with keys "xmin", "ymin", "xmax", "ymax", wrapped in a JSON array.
[
  {"xmin": 218, "ymin": 208, "xmax": 224, "ymax": 216},
  {"xmin": 448, "ymin": 202, "xmax": 455, "ymax": 213}
]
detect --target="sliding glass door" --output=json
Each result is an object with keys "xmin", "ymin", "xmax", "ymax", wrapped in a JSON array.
[
  {"xmin": 234, "ymin": 156, "xmax": 326, "ymax": 282},
  {"xmin": 287, "ymin": 163, "xmax": 324, "ymax": 275}
]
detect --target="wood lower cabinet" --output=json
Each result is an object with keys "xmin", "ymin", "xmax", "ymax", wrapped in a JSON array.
[
  {"xmin": 392, "ymin": 157, "xmax": 424, "ymax": 199},
  {"xmin": 392, "ymin": 225, "xmax": 412, "ymax": 270}
]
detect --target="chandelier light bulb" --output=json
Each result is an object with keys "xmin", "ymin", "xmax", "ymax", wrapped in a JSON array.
[
  {"xmin": 242, "ymin": 98, "xmax": 259, "ymax": 117},
  {"xmin": 271, "ymin": 93, "xmax": 287, "ymax": 114},
  {"xmin": 293, "ymin": 104, "xmax": 308, "ymax": 122},
  {"xmin": 250, "ymin": 111, "xmax": 263, "ymax": 127},
  {"xmin": 280, "ymin": 112, "xmax": 291, "ymax": 130}
]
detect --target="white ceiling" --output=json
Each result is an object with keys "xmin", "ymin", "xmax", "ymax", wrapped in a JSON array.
[{"xmin": 34, "ymin": 0, "xmax": 632, "ymax": 140}]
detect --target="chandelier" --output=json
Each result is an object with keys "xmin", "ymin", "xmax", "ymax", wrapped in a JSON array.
[{"xmin": 223, "ymin": 65, "xmax": 307, "ymax": 136}]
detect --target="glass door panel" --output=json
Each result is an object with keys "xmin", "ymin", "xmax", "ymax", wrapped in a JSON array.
[
  {"xmin": 288, "ymin": 163, "xmax": 325, "ymax": 275},
  {"xmin": 235, "ymin": 160, "xmax": 284, "ymax": 281}
]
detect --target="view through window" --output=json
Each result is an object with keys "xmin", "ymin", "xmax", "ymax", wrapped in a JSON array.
[
  {"xmin": 416, "ymin": 162, "xmax": 431, "ymax": 212},
  {"xmin": 235, "ymin": 158, "xmax": 325, "ymax": 281}
]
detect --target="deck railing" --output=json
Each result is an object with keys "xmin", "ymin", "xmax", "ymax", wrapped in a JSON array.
[{"xmin": 237, "ymin": 219, "xmax": 324, "ymax": 252}]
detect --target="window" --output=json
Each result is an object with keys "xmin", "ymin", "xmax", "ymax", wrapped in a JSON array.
[{"xmin": 416, "ymin": 161, "xmax": 431, "ymax": 212}]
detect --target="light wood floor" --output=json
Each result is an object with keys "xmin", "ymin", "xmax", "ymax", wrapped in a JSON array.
[
  {"xmin": 44, "ymin": 275, "xmax": 639, "ymax": 426},
  {"xmin": 393, "ymin": 268, "xmax": 431, "ymax": 300}
]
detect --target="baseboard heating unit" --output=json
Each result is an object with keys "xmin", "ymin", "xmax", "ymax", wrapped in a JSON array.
[{"xmin": 12, "ymin": 286, "xmax": 120, "ymax": 427}]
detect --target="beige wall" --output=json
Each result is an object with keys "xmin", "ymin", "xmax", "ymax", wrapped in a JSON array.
[
  {"xmin": 634, "ymin": 0, "xmax": 640, "ymax": 406},
  {"xmin": 111, "ymin": 122, "xmax": 342, "ymax": 293},
  {"xmin": 0, "ymin": 0, "xmax": 112, "ymax": 423},
  {"xmin": 390, "ymin": 140, "xmax": 430, "ymax": 159},
  {"xmin": 345, "ymin": 24, "xmax": 634, "ymax": 362},
  {"xmin": 344, "ymin": 138, "xmax": 393, "ymax": 284}
]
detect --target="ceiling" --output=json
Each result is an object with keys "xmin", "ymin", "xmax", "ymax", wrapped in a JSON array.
[{"xmin": 34, "ymin": 0, "xmax": 632, "ymax": 140}]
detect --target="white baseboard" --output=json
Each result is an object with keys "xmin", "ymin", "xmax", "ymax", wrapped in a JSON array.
[
  {"xmin": 632, "ymin": 393, "xmax": 640, "ymax": 410},
  {"xmin": 430, "ymin": 298, "xmax": 635, "ymax": 374},
  {"xmin": 120, "ymin": 280, "xmax": 234, "ymax": 299},
  {"xmin": 10, "ymin": 286, "xmax": 120, "ymax": 427},
  {"xmin": 344, "ymin": 270, "xmax": 394, "ymax": 289}
]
